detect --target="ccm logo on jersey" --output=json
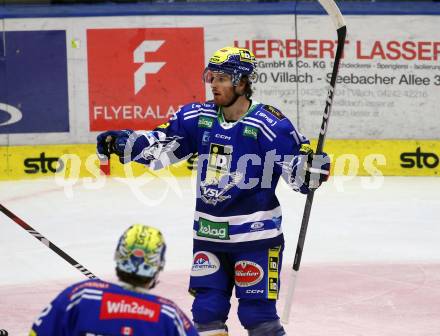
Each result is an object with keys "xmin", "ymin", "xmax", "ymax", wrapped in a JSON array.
[
  {"xmin": 215, "ymin": 133, "xmax": 231, "ymax": 141},
  {"xmin": 234, "ymin": 261, "xmax": 264, "ymax": 287},
  {"xmin": 246, "ymin": 289, "xmax": 264, "ymax": 294},
  {"xmin": 99, "ymin": 293, "xmax": 160, "ymax": 322}
]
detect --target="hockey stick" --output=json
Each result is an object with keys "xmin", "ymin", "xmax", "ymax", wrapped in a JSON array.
[
  {"xmin": 281, "ymin": 0, "xmax": 346, "ymax": 324},
  {"xmin": 0, "ymin": 203, "xmax": 97, "ymax": 280}
]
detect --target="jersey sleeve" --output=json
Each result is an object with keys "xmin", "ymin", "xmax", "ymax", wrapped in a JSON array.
[
  {"xmin": 29, "ymin": 286, "xmax": 72, "ymax": 336},
  {"xmin": 261, "ymin": 112, "xmax": 311, "ymax": 194},
  {"xmin": 167, "ymin": 311, "xmax": 199, "ymax": 336},
  {"xmin": 157, "ymin": 297, "xmax": 199, "ymax": 336},
  {"xmin": 127, "ymin": 103, "xmax": 199, "ymax": 170}
]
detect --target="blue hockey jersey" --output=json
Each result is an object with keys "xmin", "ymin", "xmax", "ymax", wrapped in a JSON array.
[
  {"xmin": 29, "ymin": 280, "xmax": 198, "ymax": 336},
  {"xmin": 128, "ymin": 101, "xmax": 309, "ymax": 252}
]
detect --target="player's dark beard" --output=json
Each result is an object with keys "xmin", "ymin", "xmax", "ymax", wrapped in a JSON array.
[{"xmin": 222, "ymin": 88, "xmax": 241, "ymax": 108}]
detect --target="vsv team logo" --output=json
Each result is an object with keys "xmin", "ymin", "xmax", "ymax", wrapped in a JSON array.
[{"xmin": 87, "ymin": 28, "xmax": 205, "ymax": 131}]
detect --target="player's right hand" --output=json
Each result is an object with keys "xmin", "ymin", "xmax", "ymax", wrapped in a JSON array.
[
  {"xmin": 299, "ymin": 143, "xmax": 330, "ymax": 190},
  {"xmin": 96, "ymin": 130, "xmax": 133, "ymax": 163}
]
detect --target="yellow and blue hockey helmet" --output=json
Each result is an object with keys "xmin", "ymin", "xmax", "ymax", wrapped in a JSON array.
[
  {"xmin": 114, "ymin": 224, "xmax": 166, "ymax": 280},
  {"xmin": 203, "ymin": 46, "xmax": 257, "ymax": 86}
]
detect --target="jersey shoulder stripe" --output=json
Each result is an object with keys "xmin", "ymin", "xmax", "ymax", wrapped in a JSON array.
[
  {"xmin": 243, "ymin": 116, "xmax": 277, "ymax": 138},
  {"xmin": 240, "ymin": 103, "xmax": 289, "ymax": 142},
  {"xmin": 184, "ymin": 111, "xmax": 217, "ymax": 121},
  {"xmin": 159, "ymin": 300, "xmax": 193, "ymax": 336},
  {"xmin": 179, "ymin": 102, "xmax": 218, "ymax": 121},
  {"xmin": 246, "ymin": 103, "xmax": 308, "ymax": 145},
  {"xmin": 180, "ymin": 102, "xmax": 217, "ymax": 114},
  {"xmin": 241, "ymin": 119, "xmax": 274, "ymax": 142},
  {"xmin": 66, "ymin": 288, "xmax": 103, "ymax": 311}
]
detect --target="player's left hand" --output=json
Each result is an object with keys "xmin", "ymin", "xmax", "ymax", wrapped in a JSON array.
[
  {"xmin": 96, "ymin": 130, "xmax": 134, "ymax": 163},
  {"xmin": 299, "ymin": 144, "xmax": 330, "ymax": 190}
]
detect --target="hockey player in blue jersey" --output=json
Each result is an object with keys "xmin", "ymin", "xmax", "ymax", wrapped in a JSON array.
[
  {"xmin": 96, "ymin": 46, "xmax": 330, "ymax": 336},
  {"xmin": 29, "ymin": 224, "xmax": 198, "ymax": 336}
]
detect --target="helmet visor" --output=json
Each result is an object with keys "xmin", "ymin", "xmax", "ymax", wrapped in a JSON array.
[{"xmin": 202, "ymin": 68, "xmax": 233, "ymax": 85}]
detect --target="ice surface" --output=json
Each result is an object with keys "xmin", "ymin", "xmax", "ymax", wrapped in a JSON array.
[{"xmin": 1, "ymin": 176, "xmax": 439, "ymax": 335}]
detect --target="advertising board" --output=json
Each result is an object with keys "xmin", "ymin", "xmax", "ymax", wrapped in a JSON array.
[{"xmin": 0, "ymin": 30, "xmax": 69, "ymax": 134}]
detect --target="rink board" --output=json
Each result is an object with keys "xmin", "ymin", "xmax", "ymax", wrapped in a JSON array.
[
  {"xmin": 0, "ymin": 5, "xmax": 439, "ymax": 146},
  {"xmin": 0, "ymin": 139, "xmax": 439, "ymax": 180}
]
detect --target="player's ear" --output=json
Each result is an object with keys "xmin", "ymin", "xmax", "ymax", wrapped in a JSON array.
[{"xmin": 237, "ymin": 77, "xmax": 247, "ymax": 95}]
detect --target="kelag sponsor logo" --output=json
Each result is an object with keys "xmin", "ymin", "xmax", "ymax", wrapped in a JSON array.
[
  {"xmin": 99, "ymin": 293, "xmax": 160, "ymax": 322},
  {"xmin": 87, "ymin": 28, "xmax": 205, "ymax": 131},
  {"xmin": 197, "ymin": 218, "xmax": 229, "ymax": 240},
  {"xmin": 400, "ymin": 147, "xmax": 439, "ymax": 169},
  {"xmin": 0, "ymin": 31, "xmax": 69, "ymax": 134},
  {"xmin": 198, "ymin": 116, "xmax": 214, "ymax": 129},
  {"xmin": 243, "ymin": 125, "xmax": 258, "ymax": 139}
]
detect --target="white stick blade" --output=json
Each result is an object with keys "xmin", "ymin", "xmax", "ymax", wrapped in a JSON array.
[
  {"xmin": 318, "ymin": 0, "xmax": 346, "ymax": 29},
  {"xmin": 281, "ymin": 269, "xmax": 298, "ymax": 324}
]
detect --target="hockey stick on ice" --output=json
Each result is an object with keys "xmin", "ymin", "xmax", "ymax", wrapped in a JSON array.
[
  {"xmin": 281, "ymin": 0, "xmax": 346, "ymax": 324},
  {"xmin": 0, "ymin": 203, "xmax": 97, "ymax": 280}
]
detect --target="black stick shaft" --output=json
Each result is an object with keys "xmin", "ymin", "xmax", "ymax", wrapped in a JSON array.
[
  {"xmin": 292, "ymin": 25, "xmax": 347, "ymax": 272},
  {"xmin": 0, "ymin": 203, "xmax": 97, "ymax": 279}
]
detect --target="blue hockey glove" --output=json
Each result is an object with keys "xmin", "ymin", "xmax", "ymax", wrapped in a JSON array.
[
  {"xmin": 96, "ymin": 130, "xmax": 133, "ymax": 163},
  {"xmin": 299, "ymin": 144, "xmax": 330, "ymax": 190}
]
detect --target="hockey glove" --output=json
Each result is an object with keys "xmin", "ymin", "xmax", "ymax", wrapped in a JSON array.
[
  {"xmin": 299, "ymin": 143, "xmax": 330, "ymax": 190},
  {"xmin": 96, "ymin": 130, "xmax": 134, "ymax": 163}
]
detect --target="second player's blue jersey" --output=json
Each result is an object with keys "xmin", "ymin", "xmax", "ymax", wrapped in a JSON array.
[
  {"xmin": 130, "ymin": 101, "xmax": 309, "ymax": 252},
  {"xmin": 29, "ymin": 280, "xmax": 198, "ymax": 336}
]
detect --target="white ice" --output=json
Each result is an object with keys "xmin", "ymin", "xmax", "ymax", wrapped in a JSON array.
[{"xmin": 0, "ymin": 175, "xmax": 439, "ymax": 335}]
